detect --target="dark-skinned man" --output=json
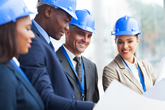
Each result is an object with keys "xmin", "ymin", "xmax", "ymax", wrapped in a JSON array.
[{"xmin": 19, "ymin": 0, "xmax": 95, "ymax": 110}]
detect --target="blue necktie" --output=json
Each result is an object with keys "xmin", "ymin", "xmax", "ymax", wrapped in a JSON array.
[
  {"xmin": 49, "ymin": 41, "xmax": 57, "ymax": 56},
  {"xmin": 49, "ymin": 41, "xmax": 55, "ymax": 50}
]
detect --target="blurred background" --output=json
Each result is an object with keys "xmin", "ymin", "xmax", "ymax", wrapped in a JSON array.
[{"xmin": 24, "ymin": 0, "xmax": 165, "ymax": 98}]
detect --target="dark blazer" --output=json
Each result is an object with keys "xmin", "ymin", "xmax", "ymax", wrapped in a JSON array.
[
  {"xmin": 103, "ymin": 54, "xmax": 155, "ymax": 94},
  {"xmin": 0, "ymin": 61, "xmax": 44, "ymax": 110},
  {"xmin": 56, "ymin": 47, "xmax": 99, "ymax": 102},
  {"xmin": 18, "ymin": 23, "xmax": 94, "ymax": 110}
]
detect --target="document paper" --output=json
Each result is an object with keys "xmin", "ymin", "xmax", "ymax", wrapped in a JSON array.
[
  {"xmin": 156, "ymin": 57, "xmax": 165, "ymax": 83},
  {"xmin": 143, "ymin": 78, "xmax": 165, "ymax": 101},
  {"xmin": 94, "ymin": 80, "xmax": 165, "ymax": 110}
]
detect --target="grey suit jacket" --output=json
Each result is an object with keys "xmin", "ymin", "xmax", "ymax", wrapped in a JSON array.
[
  {"xmin": 103, "ymin": 54, "xmax": 155, "ymax": 94},
  {"xmin": 56, "ymin": 47, "xmax": 99, "ymax": 103}
]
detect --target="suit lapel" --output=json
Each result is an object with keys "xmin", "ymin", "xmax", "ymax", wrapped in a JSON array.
[
  {"xmin": 32, "ymin": 23, "xmax": 74, "ymax": 87},
  {"xmin": 136, "ymin": 59, "xmax": 150, "ymax": 90},
  {"xmin": 56, "ymin": 47, "xmax": 77, "ymax": 82},
  {"xmin": 31, "ymin": 23, "xmax": 57, "ymax": 57},
  {"xmin": 82, "ymin": 57, "xmax": 90, "ymax": 98},
  {"xmin": 115, "ymin": 55, "xmax": 144, "ymax": 93},
  {"xmin": 7, "ymin": 62, "xmax": 44, "ymax": 109}
]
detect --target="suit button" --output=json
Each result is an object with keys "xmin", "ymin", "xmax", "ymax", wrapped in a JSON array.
[{"xmin": 72, "ymin": 94, "xmax": 75, "ymax": 99}]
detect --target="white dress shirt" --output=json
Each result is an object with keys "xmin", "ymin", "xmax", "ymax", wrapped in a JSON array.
[
  {"xmin": 12, "ymin": 57, "xmax": 20, "ymax": 67},
  {"xmin": 63, "ymin": 45, "xmax": 81, "ymax": 69}
]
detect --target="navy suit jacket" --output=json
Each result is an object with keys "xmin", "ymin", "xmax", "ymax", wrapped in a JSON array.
[
  {"xmin": 0, "ymin": 61, "xmax": 44, "ymax": 110},
  {"xmin": 56, "ymin": 47, "xmax": 99, "ymax": 102},
  {"xmin": 18, "ymin": 23, "xmax": 94, "ymax": 110}
]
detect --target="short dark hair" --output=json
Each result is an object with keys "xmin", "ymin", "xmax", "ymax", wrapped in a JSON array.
[
  {"xmin": 0, "ymin": 22, "xmax": 17, "ymax": 63},
  {"xmin": 69, "ymin": 24, "xmax": 76, "ymax": 32},
  {"xmin": 135, "ymin": 33, "xmax": 139, "ymax": 39}
]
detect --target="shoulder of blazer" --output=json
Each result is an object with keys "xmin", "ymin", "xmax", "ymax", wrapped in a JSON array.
[
  {"xmin": 0, "ymin": 62, "xmax": 18, "ymax": 84},
  {"xmin": 0, "ymin": 62, "xmax": 44, "ymax": 109},
  {"xmin": 107, "ymin": 54, "xmax": 126, "ymax": 69},
  {"xmin": 56, "ymin": 47, "xmax": 65, "ymax": 62}
]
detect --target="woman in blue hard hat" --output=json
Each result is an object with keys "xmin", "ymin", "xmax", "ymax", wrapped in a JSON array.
[
  {"xmin": 0, "ymin": 0, "xmax": 44, "ymax": 109},
  {"xmin": 102, "ymin": 15, "xmax": 155, "ymax": 94}
]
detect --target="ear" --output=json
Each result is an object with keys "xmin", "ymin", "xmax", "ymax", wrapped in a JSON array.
[
  {"xmin": 45, "ymin": 6, "xmax": 53, "ymax": 18},
  {"xmin": 65, "ymin": 29, "xmax": 70, "ymax": 39},
  {"xmin": 137, "ymin": 38, "xmax": 140, "ymax": 44},
  {"xmin": 114, "ymin": 36, "xmax": 117, "ymax": 44},
  {"xmin": 115, "ymin": 38, "xmax": 117, "ymax": 44}
]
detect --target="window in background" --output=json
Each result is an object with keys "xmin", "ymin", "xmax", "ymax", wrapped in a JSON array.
[
  {"xmin": 24, "ymin": 0, "xmax": 165, "ymax": 97},
  {"xmin": 90, "ymin": 0, "xmax": 164, "ymax": 77}
]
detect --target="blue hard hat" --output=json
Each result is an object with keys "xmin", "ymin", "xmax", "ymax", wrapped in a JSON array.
[
  {"xmin": 0, "ymin": 0, "xmax": 37, "ymax": 25},
  {"xmin": 69, "ymin": 9, "xmax": 96, "ymax": 34},
  {"xmin": 111, "ymin": 15, "xmax": 142, "ymax": 35},
  {"xmin": 38, "ymin": 0, "xmax": 77, "ymax": 20}
]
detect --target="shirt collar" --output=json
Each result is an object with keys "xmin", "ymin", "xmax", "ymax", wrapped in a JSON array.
[
  {"xmin": 62, "ymin": 44, "xmax": 81, "ymax": 60},
  {"xmin": 125, "ymin": 57, "xmax": 137, "ymax": 66},
  {"xmin": 12, "ymin": 57, "xmax": 20, "ymax": 67},
  {"xmin": 32, "ymin": 19, "xmax": 50, "ymax": 44}
]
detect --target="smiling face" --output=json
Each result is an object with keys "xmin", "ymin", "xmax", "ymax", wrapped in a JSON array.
[
  {"xmin": 65, "ymin": 26, "xmax": 92, "ymax": 56},
  {"xmin": 16, "ymin": 16, "xmax": 35, "ymax": 54},
  {"xmin": 115, "ymin": 35, "xmax": 139, "ymax": 63},
  {"xmin": 46, "ymin": 8, "xmax": 72, "ymax": 40}
]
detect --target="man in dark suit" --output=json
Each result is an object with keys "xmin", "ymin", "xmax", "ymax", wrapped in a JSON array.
[
  {"xmin": 18, "ymin": 0, "xmax": 95, "ymax": 110},
  {"xmin": 56, "ymin": 9, "xmax": 99, "ymax": 103}
]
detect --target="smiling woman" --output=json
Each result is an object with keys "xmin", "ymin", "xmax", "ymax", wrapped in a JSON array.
[
  {"xmin": 16, "ymin": 16, "xmax": 34, "ymax": 54},
  {"xmin": 115, "ymin": 35, "xmax": 139, "ymax": 63},
  {"xmin": 0, "ymin": 0, "xmax": 44, "ymax": 109},
  {"xmin": 102, "ymin": 15, "xmax": 156, "ymax": 94}
]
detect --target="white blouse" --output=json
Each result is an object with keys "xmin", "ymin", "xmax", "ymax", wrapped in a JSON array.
[{"xmin": 125, "ymin": 58, "xmax": 141, "ymax": 83}]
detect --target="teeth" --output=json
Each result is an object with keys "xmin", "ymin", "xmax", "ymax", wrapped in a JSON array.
[
  {"xmin": 123, "ymin": 50, "xmax": 129, "ymax": 52},
  {"xmin": 80, "ymin": 43, "xmax": 85, "ymax": 46}
]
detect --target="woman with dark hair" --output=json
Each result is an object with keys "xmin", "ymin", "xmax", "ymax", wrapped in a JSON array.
[
  {"xmin": 102, "ymin": 16, "xmax": 155, "ymax": 94},
  {"xmin": 0, "ymin": 0, "xmax": 44, "ymax": 109}
]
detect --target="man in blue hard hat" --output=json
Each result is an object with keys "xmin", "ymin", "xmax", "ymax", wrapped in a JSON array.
[
  {"xmin": 56, "ymin": 9, "xmax": 99, "ymax": 103},
  {"xmin": 18, "ymin": 0, "xmax": 95, "ymax": 109}
]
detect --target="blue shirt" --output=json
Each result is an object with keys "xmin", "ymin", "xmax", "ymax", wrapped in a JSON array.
[{"xmin": 32, "ymin": 19, "xmax": 50, "ymax": 44}]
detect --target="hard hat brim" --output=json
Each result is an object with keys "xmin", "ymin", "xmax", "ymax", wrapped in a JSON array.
[
  {"xmin": 0, "ymin": 11, "xmax": 37, "ymax": 25},
  {"xmin": 58, "ymin": 6, "xmax": 78, "ymax": 20},
  {"xmin": 111, "ymin": 31, "xmax": 142, "ymax": 36},
  {"xmin": 17, "ymin": 11, "xmax": 38, "ymax": 20},
  {"xmin": 71, "ymin": 23, "xmax": 96, "ymax": 34}
]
